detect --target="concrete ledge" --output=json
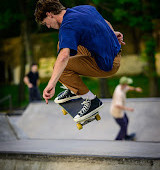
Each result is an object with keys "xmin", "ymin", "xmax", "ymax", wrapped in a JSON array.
[
  {"xmin": 0, "ymin": 140, "xmax": 160, "ymax": 170},
  {"xmin": 0, "ymin": 139, "xmax": 160, "ymax": 159}
]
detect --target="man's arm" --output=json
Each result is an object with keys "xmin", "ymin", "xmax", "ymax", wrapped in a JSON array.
[
  {"xmin": 24, "ymin": 76, "xmax": 33, "ymax": 88},
  {"xmin": 128, "ymin": 86, "xmax": 142, "ymax": 93},
  {"xmin": 105, "ymin": 20, "xmax": 114, "ymax": 31},
  {"xmin": 48, "ymin": 48, "xmax": 70, "ymax": 87},
  {"xmin": 104, "ymin": 19, "xmax": 125, "ymax": 45},
  {"xmin": 43, "ymin": 48, "xmax": 70, "ymax": 104},
  {"xmin": 115, "ymin": 104, "xmax": 134, "ymax": 112}
]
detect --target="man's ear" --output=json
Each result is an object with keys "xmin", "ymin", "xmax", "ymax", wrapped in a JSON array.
[{"xmin": 46, "ymin": 12, "xmax": 54, "ymax": 18}]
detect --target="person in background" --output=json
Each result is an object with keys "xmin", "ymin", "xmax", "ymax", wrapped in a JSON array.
[
  {"xmin": 24, "ymin": 63, "xmax": 42, "ymax": 102},
  {"xmin": 110, "ymin": 76, "xmax": 142, "ymax": 140}
]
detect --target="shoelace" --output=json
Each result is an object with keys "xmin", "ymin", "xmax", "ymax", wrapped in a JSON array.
[
  {"xmin": 60, "ymin": 85, "xmax": 68, "ymax": 90},
  {"xmin": 58, "ymin": 85, "xmax": 69, "ymax": 99},
  {"xmin": 58, "ymin": 89, "xmax": 69, "ymax": 99},
  {"xmin": 78, "ymin": 99, "xmax": 91, "ymax": 116}
]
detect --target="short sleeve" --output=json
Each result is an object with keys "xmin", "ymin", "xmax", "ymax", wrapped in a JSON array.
[
  {"xmin": 58, "ymin": 28, "xmax": 80, "ymax": 56},
  {"xmin": 26, "ymin": 72, "xmax": 31, "ymax": 78},
  {"xmin": 124, "ymin": 85, "xmax": 130, "ymax": 93}
]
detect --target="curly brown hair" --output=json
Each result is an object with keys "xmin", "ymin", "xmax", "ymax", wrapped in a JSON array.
[{"xmin": 34, "ymin": 0, "xmax": 65, "ymax": 24}]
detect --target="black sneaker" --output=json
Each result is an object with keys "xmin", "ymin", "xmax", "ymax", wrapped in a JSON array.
[
  {"xmin": 73, "ymin": 97, "xmax": 103, "ymax": 122},
  {"xmin": 54, "ymin": 88, "xmax": 80, "ymax": 103}
]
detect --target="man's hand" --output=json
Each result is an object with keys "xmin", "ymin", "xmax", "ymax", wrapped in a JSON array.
[
  {"xmin": 28, "ymin": 83, "xmax": 33, "ymax": 88},
  {"xmin": 135, "ymin": 87, "xmax": 142, "ymax": 93},
  {"xmin": 114, "ymin": 31, "xmax": 125, "ymax": 45},
  {"xmin": 43, "ymin": 83, "xmax": 55, "ymax": 104},
  {"xmin": 42, "ymin": 48, "xmax": 70, "ymax": 104},
  {"xmin": 127, "ymin": 107, "xmax": 134, "ymax": 112}
]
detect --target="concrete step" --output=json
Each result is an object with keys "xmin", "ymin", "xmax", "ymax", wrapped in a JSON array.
[{"xmin": 0, "ymin": 139, "xmax": 160, "ymax": 170}]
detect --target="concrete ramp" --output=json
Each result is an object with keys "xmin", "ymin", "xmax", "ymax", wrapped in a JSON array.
[
  {"xmin": 0, "ymin": 115, "xmax": 17, "ymax": 141},
  {"xmin": 15, "ymin": 98, "xmax": 160, "ymax": 141}
]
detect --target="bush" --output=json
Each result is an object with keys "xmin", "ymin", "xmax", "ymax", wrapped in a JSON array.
[{"xmin": 0, "ymin": 75, "xmax": 158, "ymax": 111}]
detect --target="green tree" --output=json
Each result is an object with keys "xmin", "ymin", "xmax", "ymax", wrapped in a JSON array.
[
  {"xmin": 0, "ymin": 0, "xmax": 37, "ymax": 103},
  {"xmin": 92, "ymin": 0, "xmax": 160, "ymax": 96},
  {"xmin": 113, "ymin": 0, "xmax": 160, "ymax": 96}
]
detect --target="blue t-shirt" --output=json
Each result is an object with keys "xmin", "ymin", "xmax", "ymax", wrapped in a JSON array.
[{"xmin": 59, "ymin": 5, "xmax": 121, "ymax": 71}]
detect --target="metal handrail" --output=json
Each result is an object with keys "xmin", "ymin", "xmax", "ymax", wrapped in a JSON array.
[{"xmin": 0, "ymin": 95, "xmax": 12, "ymax": 112}]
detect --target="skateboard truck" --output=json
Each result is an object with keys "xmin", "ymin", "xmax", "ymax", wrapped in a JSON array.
[
  {"xmin": 76, "ymin": 113, "xmax": 101, "ymax": 130},
  {"xmin": 62, "ymin": 108, "xmax": 101, "ymax": 130}
]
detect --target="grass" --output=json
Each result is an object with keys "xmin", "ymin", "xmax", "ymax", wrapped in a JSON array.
[{"xmin": 0, "ymin": 75, "xmax": 159, "ymax": 111}]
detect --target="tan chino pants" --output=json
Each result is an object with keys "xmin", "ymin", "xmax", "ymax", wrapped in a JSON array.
[{"xmin": 58, "ymin": 45, "xmax": 121, "ymax": 95}]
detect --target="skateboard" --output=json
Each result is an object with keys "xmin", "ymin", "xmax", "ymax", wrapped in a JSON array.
[
  {"xmin": 58, "ymin": 98, "xmax": 101, "ymax": 130},
  {"xmin": 125, "ymin": 133, "xmax": 136, "ymax": 141}
]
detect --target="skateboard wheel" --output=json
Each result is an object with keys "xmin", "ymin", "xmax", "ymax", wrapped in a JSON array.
[
  {"xmin": 77, "ymin": 123, "xmax": 83, "ymax": 130},
  {"xmin": 95, "ymin": 114, "xmax": 101, "ymax": 121},
  {"xmin": 62, "ymin": 109, "xmax": 68, "ymax": 115}
]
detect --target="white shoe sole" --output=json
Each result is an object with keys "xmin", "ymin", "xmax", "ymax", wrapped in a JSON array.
[
  {"xmin": 54, "ymin": 95, "xmax": 81, "ymax": 104},
  {"xmin": 73, "ymin": 104, "xmax": 104, "ymax": 122}
]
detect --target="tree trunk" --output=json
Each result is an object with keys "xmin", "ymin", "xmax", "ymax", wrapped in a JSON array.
[
  {"xmin": 131, "ymin": 27, "xmax": 141, "ymax": 54},
  {"xmin": 145, "ymin": 37, "xmax": 159, "ymax": 97},
  {"xmin": 23, "ymin": 20, "xmax": 33, "ymax": 66},
  {"xmin": 149, "ymin": 76, "xmax": 159, "ymax": 97},
  {"xmin": 19, "ymin": 24, "xmax": 26, "ymax": 103},
  {"xmin": 19, "ymin": 0, "xmax": 33, "ymax": 67},
  {"xmin": 99, "ymin": 78, "xmax": 111, "ymax": 98},
  {"xmin": 18, "ymin": 0, "xmax": 33, "ymax": 103},
  {"xmin": 141, "ymin": 0, "xmax": 159, "ymax": 97}
]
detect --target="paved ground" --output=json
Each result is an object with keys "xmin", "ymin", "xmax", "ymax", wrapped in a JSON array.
[{"xmin": 12, "ymin": 98, "xmax": 160, "ymax": 142}]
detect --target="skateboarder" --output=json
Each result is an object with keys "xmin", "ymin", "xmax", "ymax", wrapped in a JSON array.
[
  {"xmin": 110, "ymin": 76, "xmax": 142, "ymax": 140},
  {"xmin": 24, "ymin": 63, "xmax": 42, "ymax": 102},
  {"xmin": 34, "ymin": 0, "xmax": 125, "ymax": 122}
]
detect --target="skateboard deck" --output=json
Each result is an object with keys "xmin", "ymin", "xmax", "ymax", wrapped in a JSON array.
[{"xmin": 58, "ymin": 98, "xmax": 101, "ymax": 130}]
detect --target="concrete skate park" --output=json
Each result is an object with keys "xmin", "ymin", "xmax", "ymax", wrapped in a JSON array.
[{"xmin": 0, "ymin": 98, "xmax": 160, "ymax": 170}]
